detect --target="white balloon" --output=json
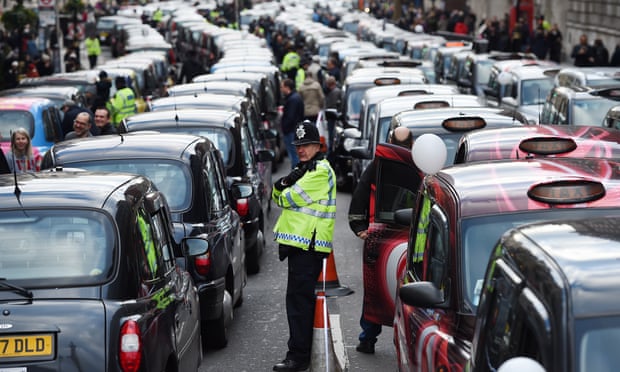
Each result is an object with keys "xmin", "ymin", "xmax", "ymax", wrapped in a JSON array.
[
  {"xmin": 498, "ymin": 357, "xmax": 546, "ymax": 372},
  {"xmin": 497, "ymin": 71, "xmax": 512, "ymax": 85},
  {"xmin": 411, "ymin": 133, "xmax": 447, "ymax": 174}
]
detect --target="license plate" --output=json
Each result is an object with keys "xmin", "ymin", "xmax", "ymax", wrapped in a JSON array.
[
  {"xmin": 0, "ymin": 368, "xmax": 27, "ymax": 372},
  {"xmin": 0, "ymin": 334, "xmax": 53, "ymax": 359}
]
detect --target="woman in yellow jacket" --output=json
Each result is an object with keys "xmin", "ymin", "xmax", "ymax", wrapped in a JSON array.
[{"xmin": 272, "ymin": 121, "xmax": 336, "ymax": 372}]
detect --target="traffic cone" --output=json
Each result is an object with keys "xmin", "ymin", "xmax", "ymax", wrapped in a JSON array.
[
  {"xmin": 316, "ymin": 252, "xmax": 354, "ymax": 297},
  {"xmin": 310, "ymin": 291, "xmax": 339, "ymax": 372}
]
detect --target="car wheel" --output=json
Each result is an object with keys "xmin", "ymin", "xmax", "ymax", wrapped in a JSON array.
[
  {"xmin": 205, "ymin": 290, "xmax": 232, "ymax": 349},
  {"xmin": 246, "ymin": 228, "xmax": 264, "ymax": 275}
]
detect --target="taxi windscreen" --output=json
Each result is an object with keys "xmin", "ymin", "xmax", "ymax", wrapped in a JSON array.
[
  {"xmin": 0, "ymin": 210, "xmax": 113, "ymax": 285},
  {"xmin": 462, "ymin": 209, "xmax": 620, "ymax": 310}
]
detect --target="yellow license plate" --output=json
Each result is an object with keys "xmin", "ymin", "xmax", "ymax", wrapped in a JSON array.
[{"xmin": 0, "ymin": 334, "xmax": 53, "ymax": 358}]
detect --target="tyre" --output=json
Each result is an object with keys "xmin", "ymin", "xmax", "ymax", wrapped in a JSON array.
[
  {"xmin": 246, "ymin": 228, "xmax": 264, "ymax": 275},
  {"xmin": 205, "ymin": 290, "xmax": 232, "ymax": 349}
]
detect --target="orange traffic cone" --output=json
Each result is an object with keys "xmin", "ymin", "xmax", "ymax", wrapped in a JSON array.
[
  {"xmin": 310, "ymin": 291, "xmax": 338, "ymax": 372},
  {"xmin": 316, "ymin": 252, "xmax": 354, "ymax": 297}
]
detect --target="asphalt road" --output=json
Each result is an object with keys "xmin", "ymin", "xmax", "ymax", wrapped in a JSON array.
[{"xmin": 199, "ymin": 158, "xmax": 398, "ymax": 371}]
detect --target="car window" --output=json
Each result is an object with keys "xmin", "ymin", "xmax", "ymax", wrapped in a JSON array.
[
  {"xmin": 150, "ymin": 211, "xmax": 174, "ymax": 273},
  {"xmin": 426, "ymin": 206, "xmax": 449, "ymax": 290},
  {"xmin": 203, "ymin": 152, "xmax": 225, "ymax": 212},
  {"xmin": 572, "ymin": 98, "xmax": 620, "ymax": 126},
  {"xmin": 0, "ymin": 210, "xmax": 113, "ymax": 284},
  {"xmin": 375, "ymin": 159, "xmax": 419, "ymax": 223},
  {"xmin": 577, "ymin": 317, "xmax": 620, "ymax": 372},
  {"xmin": 136, "ymin": 207, "xmax": 162, "ymax": 281},
  {"xmin": 0, "ymin": 110, "xmax": 35, "ymax": 143},
  {"xmin": 65, "ymin": 159, "xmax": 191, "ymax": 212}
]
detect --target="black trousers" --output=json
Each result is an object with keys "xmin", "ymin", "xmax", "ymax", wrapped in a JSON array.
[{"xmin": 285, "ymin": 246, "xmax": 326, "ymax": 363}]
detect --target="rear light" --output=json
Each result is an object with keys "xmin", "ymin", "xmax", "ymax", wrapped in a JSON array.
[
  {"xmin": 236, "ymin": 198, "xmax": 249, "ymax": 217},
  {"xmin": 195, "ymin": 252, "xmax": 211, "ymax": 276},
  {"xmin": 119, "ymin": 320, "xmax": 142, "ymax": 372},
  {"xmin": 262, "ymin": 119, "xmax": 270, "ymax": 130}
]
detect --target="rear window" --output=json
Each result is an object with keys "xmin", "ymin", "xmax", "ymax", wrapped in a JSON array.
[
  {"xmin": 65, "ymin": 159, "xmax": 191, "ymax": 212},
  {"xmin": 158, "ymin": 126, "xmax": 234, "ymax": 167},
  {"xmin": 0, "ymin": 110, "xmax": 35, "ymax": 142},
  {"xmin": 0, "ymin": 210, "xmax": 114, "ymax": 285}
]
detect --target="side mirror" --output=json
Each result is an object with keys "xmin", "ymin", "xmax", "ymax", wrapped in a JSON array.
[
  {"xmin": 399, "ymin": 282, "xmax": 445, "ymax": 308},
  {"xmin": 256, "ymin": 149, "xmax": 275, "ymax": 163},
  {"xmin": 458, "ymin": 77, "xmax": 472, "ymax": 88},
  {"xmin": 231, "ymin": 182, "xmax": 253, "ymax": 199},
  {"xmin": 262, "ymin": 128, "xmax": 278, "ymax": 140},
  {"xmin": 349, "ymin": 146, "xmax": 372, "ymax": 159},
  {"xmin": 343, "ymin": 127, "xmax": 361, "ymax": 139},
  {"xmin": 394, "ymin": 208, "xmax": 412, "ymax": 226},
  {"xmin": 183, "ymin": 237, "xmax": 209, "ymax": 257},
  {"xmin": 500, "ymin": 96, "xmax": 518, "ymax": 108},
  {"xmin": 483, "ymin": 86, "xmax": 497, "ymax": 98},
  {"xmin": 324, "ymin": 108, "xmax": 341, "ymax": 121}
]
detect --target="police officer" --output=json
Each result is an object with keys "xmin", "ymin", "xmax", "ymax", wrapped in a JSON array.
[
  {"xmin": 280, "ymin": 42, "xmax": 300, "ymax": 80},
  {"xmin": 348, "ymin": 126, "xmax": 413, "ymax": 354},
  {"xmin": 272, "ymin": 121, "xmax": 337, "ymax": 372},
  {"xmin": 84, "ymin": 32, "xmax": 101, "ymax": 69},
  {"xmin": 108, "ymin": 76, "xmax": 136, "ymax": 127}
]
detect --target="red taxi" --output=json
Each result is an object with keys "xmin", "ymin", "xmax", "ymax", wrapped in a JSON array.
[
  {"xmin": 454, "ymin": 124, "xmax": 620, "ymax": 164},
  {"xmin": 393, "ymin": 144, "xmax": 620, "ymax": 372}
]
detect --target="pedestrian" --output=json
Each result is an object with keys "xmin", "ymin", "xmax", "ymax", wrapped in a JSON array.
[
  {"xmin": 280, "ymin": 78, "xmax": 305, "ymax": 169},
  {"xmin": 272, "ymin": 120, "xmax": 336, "ymax": 372},
  {"xmin": 61, "ymin": 99, "xmax": 95, "ymax": 137},
  {"xmin": 571, "ymin": 34, "xmax": 594, "ymax": 67},
  {"xmin": 611, "ymin": 44, "xmax": 620, "ymax": 67},
  {"xmin": 6, "ymin": 61, "xmax": 20, "ymax": 89},
  {"xmin": 108, "ymin": 75, "xmax": 136, "ymax": 127},
  {"xmin": 93, "ymin": 106, "xmax": 117, "ymax": 135},
  {"xmin": 92, "ymin": 70, "xmax": 112, "ymax": 112},
  {"xmin": 64, "ymin": 112, "xmax": 93, "ymax": 140},
  {"xmin": 324, "ymin": 75, "xmax": 341, "ymax": 157},
  {"xmin": 348, "ymin": 126, "xmax": 413, "ymax": 355},
  {"xmin": 280, "ymin": 42, "xmax": 300, "ymax": 80},
  {"xmin": 593, "ymin": 38, "xmax": 609, "ymax": 66},
  {"xmin": 177, "ymin": 50, "xmax": 206, "ymax": 84},
  {"xmin": 25, "ymin": 62, "xmax": 39, "ymax": 78},
  {"xmin": 530, "ymin": 25, "xmax": 548, "ymax": 60},
  {"xmin": 85, "ymin": 32, "xmax": 101, "ymax": 69},
  {"xmin": 325, "ymin": 57, "xmax": 341, "ymax": 85},
  {"xmin": 5, "ymin": 128, "xmax": 41, "ymax": 173},
  {"xmin": 298, "ymin": 61, "xmax": 324, "ymax": 123},
  {"xmin": 36, "ymin": 54, "xmax": 54, "ymax": 76},
  {"xmin": 547, "ymin": 23, "xmax": 563, "ymax": 63}
]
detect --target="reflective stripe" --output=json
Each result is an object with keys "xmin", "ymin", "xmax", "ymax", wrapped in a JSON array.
[
  {"xmin": 290, "ymin": 206, "xmax": 336, "ymax": 219},
  {"xmin": 293, "ymin": 183, "xmax": 313, "ymax": 204},
  {"xmin": 318, "ymin": 199, "xmax": 336, "ymax": 206}
]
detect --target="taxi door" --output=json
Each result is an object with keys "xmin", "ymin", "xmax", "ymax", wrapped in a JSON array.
[{"xmin": 362, "ymin": 143, "xmax": 423, "ymax": 326}]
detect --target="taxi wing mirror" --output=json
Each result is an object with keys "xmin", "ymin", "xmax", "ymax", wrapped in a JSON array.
[
  {"xmin": 256, "ymin": 149, "xmax": 275, "ymax": 163},
  {"xmin": 394, "ymin": 208, "xmax": 412, "ymax": 227},
  {"xmin": 349, "ymin": 146, "xmax": 372, "ymax": 159},
  {"xmin": 399, "ymin": 282, "xmax": 445, "ymax": 308}
]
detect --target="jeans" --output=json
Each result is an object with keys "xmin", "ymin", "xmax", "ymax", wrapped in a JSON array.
[
  {"xmin": 284, "ymin": 131, "xmax": 299, "ymax": 169},
  {"xmin": 359, "ymin": 314, "xmax": 382, "ymax": 343}
]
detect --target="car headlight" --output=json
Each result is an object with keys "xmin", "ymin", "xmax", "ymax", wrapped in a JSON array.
[{"xmin": 343, "ymin": 138, "xmax": 356, "ymax": 152}]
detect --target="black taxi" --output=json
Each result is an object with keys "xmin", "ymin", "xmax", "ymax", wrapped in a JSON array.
[
  {"xmin": 120, "ymin": 109, "xmax": 271, "ymax": 275},
  {"xmin": 471, "ymin": 216, "xmax": 620, "ymax": 372},
  {"xmin": 42, "ymin": 132, "xmax": 247, "ymax": 348},
  {"xmin": 0, "ymin": 171, "xmax": 202, "ymax": 371}
]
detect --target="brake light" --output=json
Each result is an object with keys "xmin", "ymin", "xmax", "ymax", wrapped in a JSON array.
[
  {"xmin": 236, "ymin": 198, "xmax": 249, "ymax": 217},
  {"xmin": 195, "ymin": 252, "xmax": 211, "ymax": 275},
  {"xmin": 119, "ymin": 320, "xmax": 142, "ymax": 372}
]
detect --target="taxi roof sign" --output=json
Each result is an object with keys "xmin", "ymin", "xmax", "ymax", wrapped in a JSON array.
[
  {"xmin": 528, "ymin": 180, "xmax": 606, "ymax": 204},
  {"xmin": 441, "ymin": 117, "xmax": 486, "ymax": 132},
  {"xmin": 374, "ymin": 77, "xmax": 401, "ymax": 86},
  {"xmin": 519, "ymin": 137, "xmax": 578, "ymax": 155},
  {"xmin": 414, "ymin": 101, "xmax": 450, "ymax": 109}
]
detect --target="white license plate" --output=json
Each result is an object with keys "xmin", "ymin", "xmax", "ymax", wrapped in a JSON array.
[{"xmin": 0, "ymin": 368, "xmax": 27, "ymax": 372}]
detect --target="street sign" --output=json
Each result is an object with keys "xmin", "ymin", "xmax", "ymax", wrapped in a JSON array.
[{"xmin": 38, "ymin": 9, "xmax": 56, "ymax": 27}]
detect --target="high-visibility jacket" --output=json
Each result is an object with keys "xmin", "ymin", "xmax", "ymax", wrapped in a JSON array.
[
  {"xmin": 295, "ymin": 68, "xmax": 305, "ymax": 90},
  {"xmin": 413, "ymin": 192, "xmax": 431, "ymax": 264},
  {"xmin": 85, "ymin": 37, "xmax": 101, "ymax": 57},
  {"xmin": 108, "ymin": 87, "xmax": 136, "ymax": 126},
  {"xmin": 152, "ymin": 9, "xmax": 163, "ymax": 22},
  {"xmin": 273, "ymin": 158, "xmax": 336, "ymax": 254},
  {"xmin": 281, "ymin": 51, "xmax": 300, "ymax": 72}
]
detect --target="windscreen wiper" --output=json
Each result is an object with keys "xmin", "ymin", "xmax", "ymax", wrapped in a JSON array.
[{"xmin": 0, "ymin": 278, "xmax": 33, "ymax": 299}]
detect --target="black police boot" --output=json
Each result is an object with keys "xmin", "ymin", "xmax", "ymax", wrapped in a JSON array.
[
  {"xmin": 273, "ymin": 358, "xmax": 309, "ymax": 372},
  {"xmin": 356, "ymin": 340, "xmax": 375, "ymax": 354}
]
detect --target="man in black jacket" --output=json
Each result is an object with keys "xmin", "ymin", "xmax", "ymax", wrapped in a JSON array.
[{"xmin": 280, "ymin": 78, "xmax": 305, "ymax": 169}]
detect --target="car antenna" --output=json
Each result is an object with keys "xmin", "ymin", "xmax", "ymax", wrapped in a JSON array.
[{"xmin": 9, "ymin": 131, "xmax": 23, "ymax": 205}]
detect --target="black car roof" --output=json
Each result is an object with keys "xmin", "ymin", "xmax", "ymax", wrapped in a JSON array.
[
  {"xmin": 124, "ymin": 109, "xmax": 240, "ymax": 131},
  {"xmin": 0, "ymin": 171, "xmax": 140, "ymax": 209},
  {"xmin": 49, "ymin": 132, "xmax": 208, "ymax": 163}
]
